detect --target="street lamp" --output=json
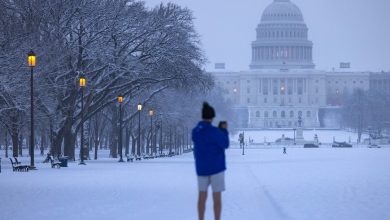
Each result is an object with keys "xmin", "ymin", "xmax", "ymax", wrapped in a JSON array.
[
  {"xmin": 242, "ymin": 131, "xmax": 245, "ymax": 155},
  {"xmin": 28, "ymin": 50, "xmax": 36, "ymax": 169},
  {"xmin": 79, "ymin": 76, "xmax": 86, "ymax": 165},
  {"xmin": 137, "ymin": 103, "xmax": 142, "ymax": 157},
  {"xmin": 159, "ymin": 119, "xmax": 163, "ymax": 155},
  {"xmin": 118, "ymin": 95, "xmax": 124, "ymax": 162},
  {"xmin": 293, "ymin": 128, "xmax": 296, "ymax": 145},
  {"xmin": 149, "ymin": 109, "xmax": 154, "ymax": 156}
]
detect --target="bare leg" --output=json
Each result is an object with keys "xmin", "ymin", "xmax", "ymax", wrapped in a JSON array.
[
  {"xmin": 198, "ymin": 191, "xmax": 207, "ymax": 220},
  {"xmin": 213, "ymin": 192, "xmax": 222, "ymax": 220}
]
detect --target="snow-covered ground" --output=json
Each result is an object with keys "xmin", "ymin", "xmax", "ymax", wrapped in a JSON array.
[
  {"xmin": 231, "ymin": 129, "xmax": 369, "ymax": 144},
  {"xmin": 1, "ymin": 147, "xmax": 390, "ymax": 220}
]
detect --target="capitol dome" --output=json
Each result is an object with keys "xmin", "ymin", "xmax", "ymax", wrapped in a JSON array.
[
  {"xmin": 261, "ymin": 0, "xmax": 304, "ymax": 23},
  {"xmin": 250, "ymin": 0, "xmax": 315, "ymax": 69}
]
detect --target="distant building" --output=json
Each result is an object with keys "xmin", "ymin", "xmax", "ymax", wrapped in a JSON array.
[
  {"xmin": 211, "ymin": 0, "xmax": 387, "ymax": 128},
  {"xmin": 215, "ymin": 63, "xmax": 226, "ymax": 70}
]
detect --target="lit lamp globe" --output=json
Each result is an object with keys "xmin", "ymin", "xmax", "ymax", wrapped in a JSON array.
[
  {"xmin": 79, "ymin": 76, "xmax": 86, "ymax": 87},
  {"xmin": 28, "ymin": 50, "xmax": 36, "ymax": 67},
  {"xmin": 118, "ymin": 96, "xmax": 123, "ymax": 103}
]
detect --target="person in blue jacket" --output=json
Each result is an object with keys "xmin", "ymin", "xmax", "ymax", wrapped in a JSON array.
[{"xmin": 192, "ymin": 102, "xmax": 229, "ymax": 220}]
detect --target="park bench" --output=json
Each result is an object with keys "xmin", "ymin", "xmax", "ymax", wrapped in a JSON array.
[
  {"xmin": 135, "ymin": 156, "xmax": 142, "ymax": 161},
  {"xmin": 9, "ymin": 158, "xmax": 29, "ymax": 172},
  {"xmin": 14, "ymin": 157, "xmax": 21, "ymax": 165},
  {"xmin": 143, "ymin": 155, "xmax": 153, "ymax": 160},
  {"xmin": 49, "ymin": 156, "xmax": 61, "ymax": 168},
  {"xmin": 126, "ymin": 155, "xmax": 135, "ymax": 162},
  {"xmin": 183, "ymin": 149, "xmax": 193, "ymax": 153}
]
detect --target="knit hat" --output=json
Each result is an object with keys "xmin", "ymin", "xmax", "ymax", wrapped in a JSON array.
[{"xmin": 202, "ymin": 102, "xmax": 215, "ymax": 119}]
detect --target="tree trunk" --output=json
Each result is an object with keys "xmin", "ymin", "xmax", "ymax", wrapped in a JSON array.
[
  {"xmin": 93, "ymin": 119, "xmax": 100, "ymax": 160},
  {"xmin": 51, "ymin": 129, "xmax": 64, "ymax": 157},
  {"xmin": 103, "ymin": 135, "xmax": 108, "ymax": 150},
  {"xmin": 131, "ymin": 135, "xmax": 136, "ymax": 155},
  {"xmin": 18, "ymin": 134, "xmax": 23, "ymax": 157},
  {"xmin": 11, "ymin": 129, "xmax": 18, "ymax": 158},
  {"xmin": 169, "ymin": 127, "xmax": 172, "ymax": 155},
  {"xmin": 146, "ymin": 131, "xmax": 151, "ymax": 155},
  {"xmin": 125, "ymin": 126, "xmax": 130, "ymax": 156},
  {"xmin": 109, "ymin": 106, "xmax": 118, "ymax": 158},
  {"xmin": 94, "ymin": 137, "xmax": 99, "ymax": 160},
  {"xmin": 100, "ymin": 136, "xmax": 105, "ymax": 150},
  {"xmin": 4, "ymin": 130, "xmax": 9, "ymax": 158},
  {"xmin": 40, "ymin": 133, "xmax": 46, "ymax": 156},
  {"xmin": 64, "ymin": 129, "xmax": 76, "ymax": 160},
  {"xmin": 89, "ymin": 120, "xmax": 93, "ymax": 151}
]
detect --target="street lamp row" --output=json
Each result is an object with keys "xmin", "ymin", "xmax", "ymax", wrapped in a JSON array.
[
  {"xmin": 27, "ymin": 51, "xmax": 154, "ymax": 166},
  {"xmin": 28, "ymin": 51, "xmax": 36, "ymax": 169},
  {"xmin": 79, "ymin": 76, "xmax": 86, "ymax": 165}
]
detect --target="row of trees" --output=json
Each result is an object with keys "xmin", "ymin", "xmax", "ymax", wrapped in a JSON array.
[
  {"xmin": 342, "ymin": 88, "xmax": 390, "ymax": 142},
  {"xmin": 0, "ymin": 0, "xmax": 235, "ymax": 160}
]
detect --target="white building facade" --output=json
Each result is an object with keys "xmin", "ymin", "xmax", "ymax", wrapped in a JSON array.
[{"xmin": 212, "ymin": 0, "xmax": 374, "ymax": 128}]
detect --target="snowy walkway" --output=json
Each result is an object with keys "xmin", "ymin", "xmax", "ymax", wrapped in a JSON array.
[{"xmin": 1, "ymin": 147, "xmax": 390, "ymax": 220}]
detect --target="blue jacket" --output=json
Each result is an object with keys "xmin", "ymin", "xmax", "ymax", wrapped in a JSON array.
[{"xmin": 192, "ymin": 121, "xmax": 229, "ymax": 176}]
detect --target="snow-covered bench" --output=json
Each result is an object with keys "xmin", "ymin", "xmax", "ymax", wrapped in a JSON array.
[
  {"xmin": 49, "ymin": 156, "xmax": 61, "ymax": 168},
  {"xmin": 183, "ymin": 149, "xmax": 193, "ymax": 154},
  {"xmin": 126, "ymin": 155, "xmax": 135, "ymax": 162},
  {"xmin": 143, "ymin": 155, "xmax": 154, "ymax": 160},
  {"xmin": 9, "ymin": 158, "xmax": 29, "ymax": 172}
]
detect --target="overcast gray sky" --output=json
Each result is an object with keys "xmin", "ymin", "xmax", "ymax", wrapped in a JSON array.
[{"xmin": 144, "ymin": 0, "xmax": 390, "ymax": 72}]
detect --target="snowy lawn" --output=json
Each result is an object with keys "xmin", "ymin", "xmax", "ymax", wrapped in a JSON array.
[
  {"xmin": 1, "ymin": 147, "xmax": 390, "ymax": 220},
  {"xmin": 231, "ymin": 129, "xmax": 370, "ymax": 144}
]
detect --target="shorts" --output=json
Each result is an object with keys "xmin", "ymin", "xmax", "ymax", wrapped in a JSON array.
[{"xmin": 197, "ymin": 171, "xmax": 225, "ymax": 192}]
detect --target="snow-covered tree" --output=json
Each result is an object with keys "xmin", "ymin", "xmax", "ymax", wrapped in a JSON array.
[{"xmin": 1, "ymin": 0, "xmax": 232, "ymax": 160}]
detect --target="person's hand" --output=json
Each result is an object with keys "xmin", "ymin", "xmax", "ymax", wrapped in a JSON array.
[
  {"xmin": 218, "ymin": 121, "xmax": 228, "ymax": 129},
  {"xmin": 222, "ymin": 122, "xmax": 228, "ymax": 129}
]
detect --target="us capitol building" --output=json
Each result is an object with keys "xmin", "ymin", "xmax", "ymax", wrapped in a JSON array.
[{"xmin": 212, "ymin": 0, "xmax": 390, "ymax": 129}]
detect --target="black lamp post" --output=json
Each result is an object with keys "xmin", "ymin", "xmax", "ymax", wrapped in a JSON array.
[
  {"xmin": 137, "ymin": 103, "xmax": 142, "ymax": 157},
  {"xmin": 160, "ymin": 119, "xmax": 163, "ymax": 155},
  {"xmin": 242, "ymin": 131, "xmax": 245, "ymax": 155},
  {"xmin": 79, "ymin": 76, "xmax": 86, "ymax": 165},
  {"xmin": 28, "ymin": 50, "xmax": 36, "ymax": 169},
  {"xmin": 293, "ymin": 128, "xmax": 296, "ymax": 145},
  {"xmin": 149, "ymin": 109, "xmax": 154, "ymax": 156},
  {"xmin": 118, "ymin": 95, "xmax": 124, "ymax": 162}
]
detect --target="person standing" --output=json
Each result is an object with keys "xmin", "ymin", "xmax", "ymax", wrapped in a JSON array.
[{"xmin": 192, "ymin": 102, "xmax": 229, "ymax": 220}]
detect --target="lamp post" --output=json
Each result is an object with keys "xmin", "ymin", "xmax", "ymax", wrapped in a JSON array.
[
  {"xmin": 242, "ymin": 131, "xmax": 245, "ymax": 155},
  {"xmin": 160, "ymin": 119, "xmax": 163, "ymax": 155},
  {"xmin": 28, "ymin": 50, "xmax": 36, "ymax": 169},
  {"xmin": 149, "ymin": 109, "xmax": 154, "ymax": 156},
  {"xmin": 137, "ymin": 103, "xmax": 142, "ymax": 157},
  {"xmin": 118, "ymin": 95, "xmax": 124, "ymax": 162},
  {"xmin": 79, "ymin": 76, "xmax": 86, "ymax": 165},
  {"xmin": 293, "ymin": 128, "xmax": 296, "ymax": 145}
]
